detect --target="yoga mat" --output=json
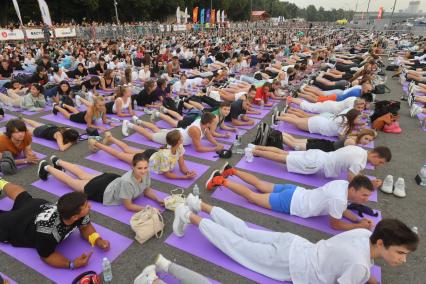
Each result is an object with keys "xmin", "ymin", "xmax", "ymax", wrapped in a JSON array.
[
  {"xmin": 107, "ymin": 110, "xmax": 144, "ymax": 121},
  {"xmin": 40, "ymin": 113, "xmax": 119, "ymax": 131},
  {"xmin": 165, "ymin": 212, "xmax": 381, "ymax": 284},
  {"xmin": 20, "ymin": 105, "xmax": 51, "ymax": 115},
  {"xmin": 0, "ymin": 113, "xmax": 16, "ymax": 122},
  {"xmin": 96, "ymin": 89, "xmax": 114, "ymax": 96},
  {"xmin": 123, "ymin": 132, "xmax": 229, "ymax": 161},
  {"xmin": 211, "ymin": 176, "xmax": 381, "ymax": 235},
  {"xmin": 31, "ymin": 165, "xmax": 167, "ymax": 224},
  {"xmin": 158, "ymin": 272, "xmax": 219, "ymax": 284},
  {"xmin": 85, "ymin": 144, "xmax": 210, "ymax": 188},
  {"xmin": 235, "ymin": 157, "xmax": 377, "ymax": 202},
  {"xmin": 216, "ymin": 128, "xmax": 247, "ymax": 144},
  {"xmin": 247, "ymin": 107, "xmax": 272, "ymax": 119},
  {"xmin": 0, "ymin": 198, "xmax": 133, "ymax": 284},
  {"xmin": 417, "ymin": 113, "xmax": 426, "ymax": 131},
  {"xmin": 0, "ymin": 273, "xmax": 17, "ymax": 284},
  {"xmin": 276, "ymin": 121, "xmax": 375, "ymax": 149},
  {"xmin": 224, "ymin": 118, "xmax": 260, "ymax": 130}
]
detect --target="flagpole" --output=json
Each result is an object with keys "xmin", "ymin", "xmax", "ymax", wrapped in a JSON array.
[{"xmin": 389, "ymin": 0, "xmax": 398, "ymax": 29}]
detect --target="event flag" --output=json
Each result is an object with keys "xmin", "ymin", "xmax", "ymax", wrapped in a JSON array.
[{"xmin": 37, "ymin": 0, "xmax": 52, "ymax": 26}]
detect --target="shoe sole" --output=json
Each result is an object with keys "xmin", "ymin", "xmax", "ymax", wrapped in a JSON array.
[
  {"xmin": 205, "ymin": 170, "xmax": 220, "ymax": 191},
  {"xmin": 49, "ymin": 155, "xmax": 63, "ymax": 171},
  {"xmin": 37, "ymin": 161, "xmax": 48, "ymax": 180},
  {"xmin": 219, "ymin": 162, "xmax": 230, "ymax": 176}
]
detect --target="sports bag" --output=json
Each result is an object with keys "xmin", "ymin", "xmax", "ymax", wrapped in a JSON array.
[
  {"xmin": 164, "ymin": 188, "xmax": 186, "ymax": 211},
  {"xmin": 130, "ymin": 206, "xmax": 164, "ymax": 244},
  {"xmin": 0, "ymin": 151, "xmax": 18, "ymax": 175},
  {"xmin": 373, "ymin": 84, "xmax": 391, "ymax": 94},
  {"xmin": 252, "ymin": 123, "xmax": 283, "ymax": 149},
  {"xmin": 72, "ymin": 271, "xmax": 100, "ymax": 284}
]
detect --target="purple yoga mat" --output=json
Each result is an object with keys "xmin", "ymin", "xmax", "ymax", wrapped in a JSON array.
[
  {"xmin": 1, "ymin": 113, "xmax": 16, "ymax": 122},
  {"xmin": 235, "ymin": 156, "xmax": 377, "ymax": 202},
  {"xmin": 158, "ymin": 272, "xmax": 219, "ymax": 284},
  {"xmin": 216, "ymin": 128, "xmax": 247, "ymax": 144},
  {"xmin": 40, "ymin": 113, "xmax": 119, "ymax": 131},
  {"xmin": 165, "ymin": 212, "xmax": 381, "ymax": 284},
  {"xmin": 124, "ymin": 131, "xmax": 229, "ymax": 161},
  {"xmin": 276, "ymin": 121, "xmax": 375, "ymax": 149},
  {"xmin": 0, "ymin": 273, "xmax": 17, "ymax": 284},
  {"xmin": 107, "ymin": 110, "xmax": 144, "ymax": 121},
  {"xmin": 247, "ymin": 107, "xmax": 272, "ymax": 119},
  {"xmin": 31, "ymin": 164, "xmax": 167, "ymax": 224},
  {"xmin": 211, "ymin": 176, "xmax": 381, "ymax": 235},
  {"xmin": 85, "ymin": 144, "xmax": 210, "ymax": 188},
  {"xmin": 417, "ymin": 113, "xmax": 426, "ymax": 131},
  {"xmin": 224, "ymin": 118, "xmax": 260, "ymax": 130},
  {"xmin": 0, "ymin": 198, "xmax": 133, "ymax": 284},
  {"xmin": 32, "ymin": 135, "xmax": 60, "ymax": 150}
]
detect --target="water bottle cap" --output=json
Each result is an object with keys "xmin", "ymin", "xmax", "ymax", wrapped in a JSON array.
[{"xmin": 103, "ymin": 257, "xmax": 108, "ymax": 261}]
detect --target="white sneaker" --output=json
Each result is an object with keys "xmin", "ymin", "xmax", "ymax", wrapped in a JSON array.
[
  {"xmin": 75, "ymin": 95, "xmax": 82, "ymax": 108},
  {"xmin": 173, "ymin": 204, "xmax": 191, "ymax": 237},
  {"xmin": 410, "ymin": 104, "xmax": 423, "ymax": 117},
  {"xmin": 150, "ymin": 110, "xmax": 159, "ymax": 122},
  {"xmin": 134, "ymin": 265, "xmax": 158, "ymax": 284},
  {"xmin": 393, "ymin": 177, "xmax": 406, "ymax": 198},
  {"xmin": 154, "ymin": 254, "xmax": 171, "ymax": 273},
  {"xmin": 246, "ymin": 143, "xmax": 256, "ymax": 150},
  {"xmin": 380, "ymin": 175, "xmax": 394, "ymax": 194},
  {"xmin": 122, "ymin": 120, "xmax": 131, "ymax": 137},
  {"xmin": 185, "ymin": 193, "xmax": 201, "ymax": 213},
  {"xmin": 132, "ymin": 115, "xmax": 140, "ymax": 124}
]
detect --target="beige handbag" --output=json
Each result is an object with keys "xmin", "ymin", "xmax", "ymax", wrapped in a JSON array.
[
  {"xmin": 164, "ymin": 188, "xmax": 186, "ymax": 211},
  {"xmin": 130, "ymin": 206, "xmax": 164, "ymax": 244}
]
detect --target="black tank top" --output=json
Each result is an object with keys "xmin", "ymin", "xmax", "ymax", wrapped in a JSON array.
[{"xmin": 42, "ymin": 125, "xmax": 60, "ymax": 140}]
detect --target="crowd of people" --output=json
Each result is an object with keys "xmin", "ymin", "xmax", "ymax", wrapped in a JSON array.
[{"xmin": 0, "ymin": 20, "xmax": 423, "ymax": 284}]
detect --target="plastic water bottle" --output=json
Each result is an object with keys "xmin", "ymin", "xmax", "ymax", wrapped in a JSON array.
[
  {"xmin": 420, "ymin": 165, "xmax": 426, "ymax": 186},
  {"xmin": 102, "ymin": 257, "xmax": 113, "ymax": 283},
  {"xmin": 133, "ymin": 100, "xmax": 138, "ymax": 110},
  {"xmin": 193, "ymin": 184, "xmax": 200, "ymax": 196},
  {"xmin": 46, "ymin": 97, "xmax": 51, "ymax": 106}
]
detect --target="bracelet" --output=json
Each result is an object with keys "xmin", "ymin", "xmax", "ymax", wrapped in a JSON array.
[
  {"xmin": 88, "ymin": 232, "xmax": 101, "ymax": 247},
  {"xmin": 69, "ymin": 260, "xmax": 75, "ymax": 270}
]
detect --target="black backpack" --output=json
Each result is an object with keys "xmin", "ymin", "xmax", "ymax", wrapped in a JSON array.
[
  {"xmin": 252, "ymin": 123, "xmax": 283, "ymax": 149},
  {"xmin": 373, "ymin": 84, "xmax": 391, "ymax": 94},
  {"xmin": 371, "ymin": 100, "xmax": 400, "ymax": 123}
]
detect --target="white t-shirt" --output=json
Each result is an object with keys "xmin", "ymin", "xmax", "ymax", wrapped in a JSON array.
[
  {"xmin": 290, "ymin": 180, "xmax": 348, "ymax": 218},
  {"xmin": 308, "ymin": 115, "xmax": 346, "ymax": 137},
  {"xmin": 323, "ymin": 146, "xmax": 368, "ymax": 178},
  {"xmin": 138, "ymin": 69, "xmax": 151, "ymax": 81},
  {"xmin": 289, "ymin": 229, "xmax": 372, "ymax": 284},
  {"xmin": 172, "ymin": 80, "xmax": 190, "ymax": 93}
]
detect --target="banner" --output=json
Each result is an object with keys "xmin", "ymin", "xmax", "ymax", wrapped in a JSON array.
[
  {"xmin": 54, "ymin": 27, "xmax": 76, "ymax": 38},
  {"xmin": 176, "ymin": 6, "xmax": 181, "ymax": 24},
  {"xmin": 205, "ymin": 9, "xmax": 210, "ymax": 24},
  {"xmin": 37, "ymin": 0, "xmax": 52, "ymax": 26},
  {"xmin": 26, "ymin": 28, "xmax": 50, "ymax": 39},
  {"xmin": 211, "ymin": 9, "xmax": 215, "ymax": 25},
  {"xmin": 221, "ymin": 10, "xmax": 225, "ymax": 23},
  {"xmin": 0, "ymin": 29, "xmax": 25, "ymax": 41},
  {"xmin": 12, "ymin": 0, "xmax": 23, "ymax": 26},
  {"xmin": 200, "ymin": 8, "xmax": 205, "ymax": 24},
  {"xmin": 377, "ymin": 6, "xmax": 383, "ymax": 19},
  {"xmin": 193, "ymin": 7, "xmax": 198, "ymax": 23},
  {"xmin": 217, "ymin": 10, "xmax": 220, "ymax": 25},
  {"xmin": 184, "ymin": 7, "xmax": 188, "ymax": 24}
]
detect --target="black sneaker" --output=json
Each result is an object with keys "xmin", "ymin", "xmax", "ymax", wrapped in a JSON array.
[
  {"xmin": 271, "ymin": 113, "xmax": 277, "ymax": 126},
  {"xmin": 38, "ymin": 160, "xmax": 49, "ymax": 181},
  {"xmin": 50, "ymin": 155, "xmax": 63, "ymax": 171},
  {"xmin": 52, "ymin": 103, "xmax": 58, "ymax": 115}
]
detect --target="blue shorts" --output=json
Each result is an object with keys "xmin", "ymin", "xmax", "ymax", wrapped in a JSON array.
[{"xmin": 268, "ymin": 184, "xmax": 297, "ymax": 213}]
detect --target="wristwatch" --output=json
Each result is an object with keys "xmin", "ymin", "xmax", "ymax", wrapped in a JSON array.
[{"xmin": 69, "ymin": 260, "xmax": 75, "ymax": 270}]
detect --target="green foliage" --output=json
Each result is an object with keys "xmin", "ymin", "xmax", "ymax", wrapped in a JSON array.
[{"xmin": 0, "ymin": 0, "xmax": 354, "ymax": 26}]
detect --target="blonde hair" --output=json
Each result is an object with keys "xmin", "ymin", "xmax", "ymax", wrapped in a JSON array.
[{"xmin": 349, "ymin": 128, "xmax": 377, "ymax": 144}]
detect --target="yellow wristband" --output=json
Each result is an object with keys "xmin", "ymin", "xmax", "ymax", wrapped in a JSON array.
[
  {"xmin": 0, "ymin": 179, "xmax": 9, "ymax": 190},
  {"xmin": 88, "ymin": 232, "xmax": 100, "ymax": 247}
]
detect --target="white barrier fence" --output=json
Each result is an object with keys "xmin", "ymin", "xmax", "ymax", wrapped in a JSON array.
[{"xmin": 0, "ymin": 27, "xmax": 76, "ymax": 41}]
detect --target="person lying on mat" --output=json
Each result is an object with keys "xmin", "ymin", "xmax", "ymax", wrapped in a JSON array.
[
  {"xmin": 22, "ymin": 118, "xmax": 79, "ymax": 151},
  {"xmin": 37, "ymin": 154, "xmax": 164, "ymax": 211},
  {"xmin": 281, "ymin": 128, "xmax": 377, "ymax": 152},
  {"xmin": 52, "ymin": 96, "xmax": 113, "ymax": 132},
  {"xmin": 0, "ymin": 179, "xmax": 110, "ymax": 269},
  {"xmin": 99, "ymin": 69, "xmax": 116, "ymax": 92},
  {"xmin": 285, "ymin": 94, "xmax": 373, "ymax": 117},
  {"xmin": 0, "ymin": 83, "xmax": 46, "ymax": 112},
  {"xmin": 208, "ymin": 101, "xmax": 238, "ymax": 139},
  {"xmin": 224, "ymin": 98, "xmax": 259, "ymax": 127},
  {"xmin": 122, "ymin": 112, "xmax": 225, "ymax": 153},
  {"xmin": 296, "ymin": 80, "xmax": 373, "ymax": 103},
  {"xmin": 274, "ymin": 108, "xmax": 363, "ymax": 138},
  {"xmin": 132, "ymin": 79, "xmax": 162, "ymax": 109},
  {"xmin": 245, "ymin": 144, "xmax": 391, "ymax": 187},
  {"xmin": 88, "ymin": 130, "xmax": 197, "ymax": 180},
  {"xmin": 0, "ymin": 119, "xmax": 39, "ymax": 167},
  {"xmin": 136, "ymin": 254, "xmax": 211, "ymax": 284},
  {"xmin": 207, "ymin": 166, "xmax": 376, "ymax": 231},
  {"xmin": 173, "ymin": 197, "xmax": 418, "ymax": 284}
]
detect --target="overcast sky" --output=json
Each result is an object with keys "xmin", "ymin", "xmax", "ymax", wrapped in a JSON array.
[{"xmin": 281, "ymin": 0, "xmax": 426, "ymax": 12}]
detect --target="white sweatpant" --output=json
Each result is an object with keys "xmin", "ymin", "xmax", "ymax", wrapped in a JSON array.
[{"xmin": 199, "ymin": 207, "xmax": 294, "ymax": 281}]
